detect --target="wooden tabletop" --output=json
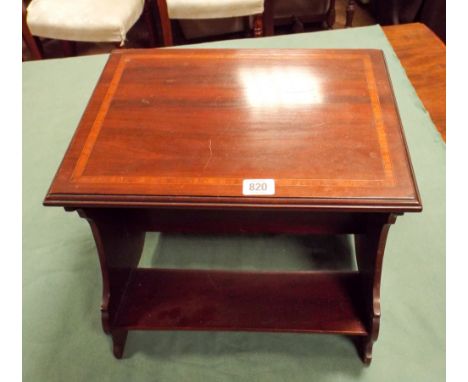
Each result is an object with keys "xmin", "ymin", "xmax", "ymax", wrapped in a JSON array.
[
  {"xmin": 383, "ymin": 23, "xmax": 446, "ymax": 140},
  {"xmin": 45, "ymin": 49, "xmax": 421, "ymax": 212}
]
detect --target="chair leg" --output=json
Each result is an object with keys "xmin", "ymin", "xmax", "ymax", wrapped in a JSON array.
[
  {"xmin": 22, "ymin": 2, "xmax": 42, "ymax": 60},
  {"xmin": 292, "ymin": 15, "xmax": 304, "ymax": 33},
  {"xmin": 327, "ymin": 0, "xmax": 336, "ymax": 29},
  {"xmin": 22, "ymin": 32, "xmax": 42, "ymax": 60},
  {"xmin": 243, "ymin": 16, "xmax": 250, "ymax": 37},
  {"xmin": 263, "ymin": 0, "xmax": 274, "ymax": 36},
  {"xmin": 346, "ymin": 0, "xmax": 356, "ymax": 27},
  {"xmin": 253, "ymin": 14, "xmax": 263, "ymax": 37},
  {"xmin": 156, "ymin": 0, "xmax": 173, "ymax": 46},
  {"xmin": 143, "ymin": 0, "xmax": 157, "ymax": 47},
  {"xmin": 34, "ymin": 37, "xmax": 44, "ymax": 56}
]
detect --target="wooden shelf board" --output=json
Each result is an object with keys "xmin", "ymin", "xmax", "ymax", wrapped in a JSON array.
[{"xmin": 113, "ymin": 269, "xmax": 368, "ymax": 335}]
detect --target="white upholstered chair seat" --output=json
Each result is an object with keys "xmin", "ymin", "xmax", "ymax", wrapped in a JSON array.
[
  {"xmin": 26, "ymin": 0, "xmax": 145, "ymax": 43},
  {"xmin": 167, "ymin": 0, "xmax": 264, "ymax": 19}
]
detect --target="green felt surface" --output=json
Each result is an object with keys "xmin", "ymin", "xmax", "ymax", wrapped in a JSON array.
[{"xmin": 23, "ymin": 25, "xmax": 445, "ymax": 381}]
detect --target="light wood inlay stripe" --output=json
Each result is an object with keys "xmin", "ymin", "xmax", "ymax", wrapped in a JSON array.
[
  {"xmin": 71, "ymin": 56, "xmax": 128, "ymax": 180},
  {"xmin": 70, "ymin": 52, "xmax": 395, "ymax": 189},
  {"xmin": 363, "ymin": 56, "xmax": 394, "ymax": 184}
]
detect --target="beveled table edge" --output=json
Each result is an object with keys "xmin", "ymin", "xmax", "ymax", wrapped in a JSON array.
[
  {"xmin": 43, "ymin": 193, "xmax": 422, "ymax": 213},
  {"xmin": 42, "ymin": 48, "xmax": 423, "ymax": 214}
]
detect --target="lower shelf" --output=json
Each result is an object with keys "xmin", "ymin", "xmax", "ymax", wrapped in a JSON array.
[{"xmin": 113, "ymin": 269, "xmax": 367, "ymax": 335}]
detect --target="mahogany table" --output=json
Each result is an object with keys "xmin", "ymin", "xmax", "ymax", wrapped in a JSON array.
[{"xmin": 44, "ymin": 49, "xmax": 422, "ymax": 365}]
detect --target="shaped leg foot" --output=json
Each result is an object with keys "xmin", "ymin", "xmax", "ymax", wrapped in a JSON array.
[
  {"xmin": 353, "ymin": 336, "xmax": 373, "ymax": 365},
  {"xmin": 112, "ymin": 330, "xmax": 128, "ymax": 359}
]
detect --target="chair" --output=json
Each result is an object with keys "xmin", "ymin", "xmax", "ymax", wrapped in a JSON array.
[
  {"xmin": 22, "ymin": 2, "xmax": 42, "ymax": 60},
  {"xmin": 155, "ymin": 0, "xmax": 266, "ymax": 46},
  {"xmin": 24, "ymin": 0, "xmax": 156, "ymax": 58},
  {"xmin": 263, "ymin": 0, "xmax": 337, "ymax": 35}
]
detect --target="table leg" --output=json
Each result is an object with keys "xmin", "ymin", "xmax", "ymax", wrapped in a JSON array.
[
  {"xmin": 111, "ymin": 329, "xmax": 128, "ymax": 359},
  {"xmin": 354, "ymin": 213, "xmax": 397, "ymax": 364},
  {"xmin": 78, "ymin": 209, "xmax": 146, "ymax": 358},
  {"xmin": 74, "ymin": 207, "xmax": 398, "ymax": 362}
]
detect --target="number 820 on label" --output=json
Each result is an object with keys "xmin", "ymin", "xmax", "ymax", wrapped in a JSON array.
[{"xmin": 242, "ymin": 179, "xmax": 275, "ymax": 195}]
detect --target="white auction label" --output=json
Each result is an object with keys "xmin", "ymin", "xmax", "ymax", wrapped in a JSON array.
[{"xmin": 242, "ymin": 179, "xmax": 275, "ymax": 196}]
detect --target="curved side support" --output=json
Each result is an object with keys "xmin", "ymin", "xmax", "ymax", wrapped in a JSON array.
[
  {"xmin": 354, "ymin": 213, "xmax": 398, "ymax": 365},
  {"xmin": 77, "ymin": 209, "xmax": 145, "ymax": 346}
]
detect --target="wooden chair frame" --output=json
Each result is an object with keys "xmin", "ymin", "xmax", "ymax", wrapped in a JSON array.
[
  {"xmin": 346, "ymin": 0, "xmax": 356, "ymax": 27},
  {"xmin": 22, "ymin": 2, "xmax": 42, "ymax": 60},
  {"xmin": 22, "ymin": 0, "xmax": 157, "ymax": 59},
  {"xmin": 155, "ymin": 0, "xmax": 267, "ymax": 46},
  {"xmin": 263, "ymin": 0, "xmax": 337, "ymax": 35}
]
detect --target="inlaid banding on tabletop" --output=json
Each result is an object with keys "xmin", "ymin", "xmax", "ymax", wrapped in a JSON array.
[
  {"xmin": 69, "ymin": 51, "xmax": 396, "ymax": 191},
  {"xmin": 42, "ymin": 47, "xmax": 424, "ymax": 364},
  {"xmin": 45, "ymin": 49, "xmax": 419, "ymax": 208}
]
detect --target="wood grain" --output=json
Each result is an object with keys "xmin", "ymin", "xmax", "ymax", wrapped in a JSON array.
[
  {"xmin": 354, "ymin": 213, "xmax": 397, "ymax": 365},
  {"xmin": 113, "ymin": 269, "xmax": 367, "ymax": 335},
  {"xmin": 44, "ymin": 49, "xmax": 421, "ymax": 212},
  {"xmin": 383, "ymin": 23, "xmax": 446, "ymax": 141},
  {"xmin": 77, "ymin": 208, "xmax": 146, "ymax": 335},
  {"xmin": 22, "ymin": 2, "xmax": 42, "ymax": 60},
  {"xmin": 42, "ymin": 40, "xmax": 424, "ymax": 366}
]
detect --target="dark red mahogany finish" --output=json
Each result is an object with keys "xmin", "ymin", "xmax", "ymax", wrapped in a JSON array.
[{"xmin": 44, "ymin": 49, "xmax": 422, "ymax": 364}]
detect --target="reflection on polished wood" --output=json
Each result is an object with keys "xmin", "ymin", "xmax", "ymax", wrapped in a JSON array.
[
  {"xmin": 383, "ymin": 23, "xmax": 446, "ymax": 141},
  {"xmin": 44, "ymin": 49, "xmax": 422, "ymax": 364},
  {"xmin": 45, "ymin": 49, "xmax": 420, "ymax": 211}
]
